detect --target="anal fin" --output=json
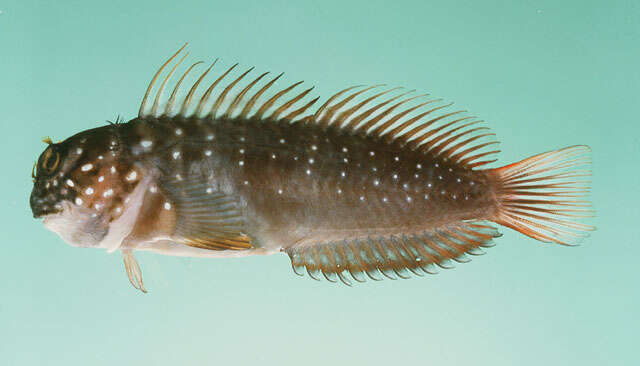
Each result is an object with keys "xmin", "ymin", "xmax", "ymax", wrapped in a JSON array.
[{"xmin": 285, "ymin": 222, "xmax": 501, "ymax": 285}]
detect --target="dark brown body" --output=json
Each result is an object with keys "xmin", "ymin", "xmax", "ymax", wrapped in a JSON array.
[{"xmin": 121, "ymin": 116, "xmax": 497, "ymax": 250}]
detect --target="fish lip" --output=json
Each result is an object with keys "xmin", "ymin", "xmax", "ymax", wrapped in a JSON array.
[{"xmin": 33, "ymin": 208, "xmax": 63, "ymax": 219}]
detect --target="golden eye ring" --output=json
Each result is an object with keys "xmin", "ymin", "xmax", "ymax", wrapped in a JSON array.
[{"xmin": 41, "ymin": 148, "xmax": 60, "ymax": 174}]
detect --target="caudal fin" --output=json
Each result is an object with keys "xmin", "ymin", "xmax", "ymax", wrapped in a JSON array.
[{"xmin": 489, "ymin": 145, "xmax": 594, "ymax": 245}]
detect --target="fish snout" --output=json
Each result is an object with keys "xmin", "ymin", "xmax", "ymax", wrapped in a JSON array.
[{"xmin": 30, "ymin": 186, "xmax": 61, "ymax": 218}]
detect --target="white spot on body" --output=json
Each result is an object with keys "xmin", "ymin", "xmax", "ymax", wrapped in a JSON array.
[
  {"xmin": 271, "ymin": 154, "xmax": 276, "ymax": 159},
  {"xmin": 308, "ymin": 158, "xmax": 314, "ymax": 164},
  {"xmin": 150, "ymin": 186, "xmax": 157, "ymax": 193},
  {"xmin": 76, "ymin": 148, "xmax": 83, "ymax": 154},
  {"xmin": 175, "ymin": 128, "xmax": 183, "ymax": 136},
  {"xmin": 373, "ymin": 180, "xmax": 380, "ymax": 186},
  {"xmin": 278, "ymin": 189, "xmax": 283, "ymax": 195},
  {"xmin": 306, "ymin": 169, "xmax": 311, "ymax": 175},
  {"xmin": 342, "ymin": 147, "xmax": 348, "ymax": 153},
  {"xmin": 207, "ymin": 134, "xmax": 214, "ymax": 141},
  {"xmin": 141, "ymin": 140, "xmax": 153, "ymax": 148},
  {"xmin": 417, "ymin": 164, "xmax": 422, "ymax": 169},
  {"xmin": 98, "ymin": 176, "xmax": 104, "ymax": 182},
  {"xmin": 81, "ymin": 164, "xmax": 93, "ymax": 172},
  {"xmin": 311, "ymin": 145, "xmax": 317, "ymax": 151},
  {"xmin": 341, "ymin": 172, "xmax": 346, "ymax": 177},
  {"xmin": 239, "ymin": 149, "xmax": 245, "ymax": 154},
  {"xmin": 85, "ymin": 187, "xmax": 94, "ymax": 195},
  {"xmin": 66, "ymin": 179, "xmax": 75, "ymax": 187},
  {"xmin": 164, "ymin": 202, "xmax": 171, "ymax": 210},
  {"xmin": 394, "ymin": 156, "xmax": 400, "ymax": 162},
  {"xmin": 406, "ymin": 196, "xmax": 412, "ymax": 202},
  {"xmin": 98, "ymin": 155, "xmax": 104, "ymax": 160},
  {"xmin": 280, "ymin": 138, "xmax": 285, "ymax": 144},
  {"xmin": 110, "ymin": 166, "xmax": 116, "ymax": 174},
  {"xmin": 206, "ymin": 188, "xmax": 213, "ymax": 194},
  {"xmin": 382, "ymin": 197, "xmax": 388, "ymax": 202},
  {"xmin": 126, "ymin": 171, "xmax": 137, "ymax": 181},
  {"xmin": 205, "ymin": 150, "xmax": 212, "ymax": 157},
  {"xmin": 360, "ymin": 196, "xmax": 365, "ymax": 201},
  {"xmin": 172, "ymin": 151, "xmax": 180, "ymax": 160},
  {"xmin": 103, "ymin": 189, "xmax": 113, "ymax": 198},
  {"xmin": 75, "ymin": 198, "xmax": 83, "ymax": 205},
  {"xmin": 238, "ymin": 161, "xmax": 244, "ymax": 166}
]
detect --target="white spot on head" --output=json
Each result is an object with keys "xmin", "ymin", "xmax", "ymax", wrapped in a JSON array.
[
  {"xmin": 85, "ymin": 187, "xmax": 94, "ymax": 195},
  {"xmin": 206, "ymin": 188, "xmax": 213, "ymax": 194},
  {"xmin": 66, "ymin": 179, "xmax": 75, "ymax": 187},
  {"xmin": 111, "ymin": 140, "xmax": 117, "ymax": 146},
  {"xmin": 81, "ymin": 164, "xmax": 93, "ymax": 172},
  {"xmin": 306, "ymin": 169, "xmax": 311, "ymax": 175},
  {"xmin": 360, "ymin": 196, "xmax": 365, "ymax": 201},
  {"xmin": 115, "ymin": 206, "xmax": 122, "ymax": 214},
  {"xmin": 280, "ymin": 138, "xmax": 285, "ymax": 144},
  {"xmin": 75, "ymin": 197, "xmax": 83, "ymax": 205},
  {"xmin": 207, "ymin": 134, "xmax": 214, "ymax": 141},
  {"xmin": 470, "ymin": 181, "xmax": 475, "ymax": 186},
  {"xmin": 435, "ymin": 163, "xmax": 439, "ymax": 168},
  {"xmin": 278, "ymin": 189, "xmax": 283, "ymax": 195},
  {"xmin": 164, "ymin": 202, "xmax": 171, "ymax": 210},
  {"xmin": 141, "ymin": 140, "xmax": 152, "ymax": 148},
  {"xmin": 103, "ymin": 189, "xmax": 113, "ymax": 197},
  {"xmin": 239, "ymin": 148, "xmax": 245, "ymax": 154},
  {"xmin": 308, "ymin": 158, "xmax": 314, "ymax": 164},
  {"xmin": 417, "ymin": 164, "xmax": 422, "ymax": 169},
  {"xmin": 343, "ymin": 158, "xmax": 348, "ymax": 163},
  {"xmin": 175, "ymin": 174, "xmax": 182, "ymax": 181},
  {"xmin": 244, "ymin": 180, "xmax": 249, "ymax": 185},
  {"xmin": 45, "ymin": 182, "xmax": 50, "ymax": 189},
  {"xmin": 205, "ymin": 150, "xmax": 212, "ymax": 156},
  {"xmin": 393, "ymin": 174, "xmax": 398, "ymax": 180},
  {"xmin": 337, "ymin": 189, "xmax": 342, "ymax": 194},
  {"xmin": 271, "ymin": 154, "xmax": 276, "ymax": 159},
  {"xmin": 403, "ymin": 183, "xmax": 409, "ymax": 189},
  {"xmin": 424, "ymin": 194, "xmax": 429, "ymax": 200},
  {"xmin": 53, "ymin": 180, "xmax": 58, "ymax": 187},
  {"xmin": 453, "ymin": 194, "xmax": 457, "ymax": 199},
  {"xmin": 394, "ymin": 156, "xmax": 400, "ymax": 161},
  {"xmin": 98, "ymin": 155, "xmax": 103, "ymax": 160},
  {"xmin": 172, "ymin": 151, "xmax": 180, "ymax": 160},
  {"xmin": 427, "ymin": 183, "xmax": 432, "ymax": 188},
  {"xmin": 238, "ymin": 161, "xmax": 244, "ymax": 166},
  {"xmin": 110, "ymin": 166, "xmax": 116, "ymax": 174},
  {"xmin": 94, "ymin": 203, "xmax": 103, "ymax": 210},
  {"xmin": 382, "ymin": 197, "xmax": 388, "ymax": 202},
  {"xmin": 369, "ymin": 151, "xmax": 375, "ymax": 156},
  {"xmin": 342, "ymin": 147, "xmax": 348, "ymax": 153},
  {"xmin": 175, "ymin": 128, "xmax": 183, "ymax": 136},
  {"xmin": 341, "ymin": 171, "xmax": 346, "ymax": 177},
  {"xmin": 76, "ymin": 148, "xmax": 83, "ymax": 155},
  {"xmin": 240, "ymin": 137, "xmax": 246, "ymax": 142},
  {"xmin": 372, "ymin": 167, "xmax": 377, "ymax": 172},
  {"xmin": 294, "ymin": 156, "xmax": 299, "ymax": 161},
  {"xmin": 414, "ymin": 174, "xmax": 419, "ymax": 178},
  {"xmin": 311, "ymin": 145, "xmax": 317, "ymax": 151},
  {"xmin": 126, "ymin": 171, "xmax": 137, "ymax": 181},
  {"xmin": 438, "ymin": 175, "xmax": 443, "ymax": 180},
  {"xmin": 150, "ymin": 186, "xmax": 157, "ymax": 193},
  {"xmin": 441, "ymin": 190, "xmax": 446, "ymax": 195},
  {"xmin": 457, "ymin": 178, "xmax": 462, "ymax": 183},
  {"xmin": 373, "ymin": 179, "xmax": 380, "ymax": 186},
  {"xmin": 98, "ymin": 176, "xmax": 104, "ymax": 182},
  {"xmin": 406, "ymin": 196, "xmax": 412, "ymax": 202}
]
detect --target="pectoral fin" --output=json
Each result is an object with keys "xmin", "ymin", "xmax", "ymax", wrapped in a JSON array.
[{"xmin": 159, "ymin": 175, "xmax": 253, "ymax": 251}]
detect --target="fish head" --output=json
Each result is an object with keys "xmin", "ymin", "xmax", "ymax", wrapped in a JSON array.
[{"xmin": 30, "ymin": 125, "xmax": 141, "ymax": 248}]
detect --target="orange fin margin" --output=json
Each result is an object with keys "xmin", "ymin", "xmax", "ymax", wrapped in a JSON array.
[{"xmin": 489, "ymin": 145, "xmax": 595, "ymax": 245}]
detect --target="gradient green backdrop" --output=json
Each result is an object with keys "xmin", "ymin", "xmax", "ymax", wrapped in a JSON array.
[{"xmin": 1, "ymin": 1, "xmax": 637, "ymax": 365}]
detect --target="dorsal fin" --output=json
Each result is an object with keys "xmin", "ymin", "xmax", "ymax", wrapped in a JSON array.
[{"xmin": 138, "ymin": 45, "xmax": 500, "ymax": 168}]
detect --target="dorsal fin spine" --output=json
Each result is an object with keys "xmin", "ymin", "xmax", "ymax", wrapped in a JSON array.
[
  {"xmin": 165, "ymin": 62, "xmax": 203, "ymax": 116},
  {"xmin": 209, "ymin": 67, "xmax": 254, "ymax": 119},
  {"xmin": 345, "ymin": 90, "xmax": 415, "ymax": 131},
  {"xmin": 139, "ymin": 43, "xmax": 187, "ymax": 118},
  {"xmin": 180, "ymin": 61, "xmax": 215, "ymax": 116},
  {"xmin": 197, "ymin": 63, "xmax": 237, "ymax": 117},
  {"xmin": 336, "ymin": 87, "xmax": 402, "ymax": 128},
  {"xmin": 254, "ymin": 81, "xmax": 303, "ymax": 119},
  {"xmin": 240, "ymin": 72, "xmax": 283, "ymax": 119},
  {"xmin": 224, "ymin": 71, "xmax": 269, "ymax": 118},
  {"xmin": 151, "ymin": 52, "xmax": 188, "ymax": 117},
  {"xmin": 314, "ymin": 85, "xmax": 363, "ymax": 126}
]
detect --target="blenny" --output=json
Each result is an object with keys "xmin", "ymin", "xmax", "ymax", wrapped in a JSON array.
[{"xmin": 30, "ymin": 45, "xmax": 594, "ymax": 292}]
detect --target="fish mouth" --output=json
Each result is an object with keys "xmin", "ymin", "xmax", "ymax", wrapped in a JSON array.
[{"xmin": 32, "ymin": 207, "xmax": 63, "ymax": 219}]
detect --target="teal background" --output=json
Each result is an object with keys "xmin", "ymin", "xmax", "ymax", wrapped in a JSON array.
[{"xmin": 1, "ymin": 1, "xmax": 637, "ymax": 365}]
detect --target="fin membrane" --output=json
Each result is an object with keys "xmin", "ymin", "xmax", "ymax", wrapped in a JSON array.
[
  {"xmin": 285, "ymin": 222, "xmax": 501, "ymax": 286},
  {"xmin": 160, "ymin": 175, "xmax": 252, "ymax": 251}
]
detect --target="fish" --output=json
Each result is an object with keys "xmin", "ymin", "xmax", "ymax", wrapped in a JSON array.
[{"xmin": 30, "ymin": 44, "xmax": 594, "ymax": 292}]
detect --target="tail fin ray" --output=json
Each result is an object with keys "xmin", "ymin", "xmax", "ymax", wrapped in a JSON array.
[{"xmin": 490, "ymin": 145, "xmax": 594, "ymax": 245}]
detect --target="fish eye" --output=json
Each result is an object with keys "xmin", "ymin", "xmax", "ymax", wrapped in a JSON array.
[{"xmin": 40, "ymin": 147, "xmax": 60, "ymax": 174}]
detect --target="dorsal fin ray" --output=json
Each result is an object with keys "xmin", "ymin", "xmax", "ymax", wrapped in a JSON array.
[
  {"xmin": 140, "ymin": 46, "xmax": 501, "ymax": 168},
  {"xmin": 224, "ymin": 71, "xmax": 269, "ymax": 118},
  {"xmin": 151, "ymin": 52, "xmax": 188, "ymax": 117},
  {"xmin": 164, "ymin": 62, "xmax": 203, "ymax": 116},
  {"xmin": 209, "ymin": 67, "xmax": 254, "ymax": 119}
]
